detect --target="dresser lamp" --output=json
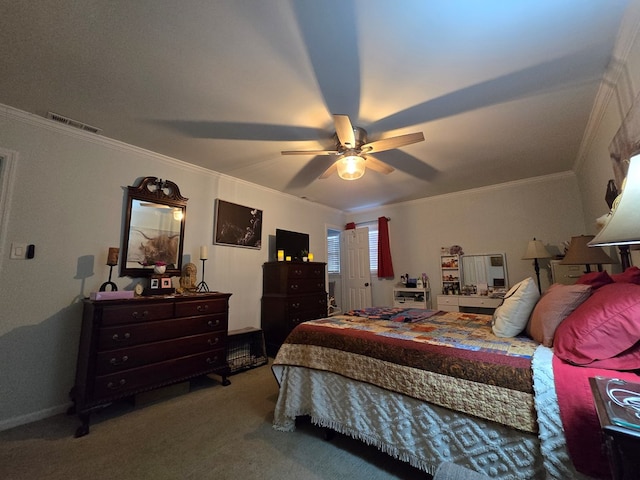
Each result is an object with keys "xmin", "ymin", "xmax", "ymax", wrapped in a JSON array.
[
  {"xmin": 560, "ymin": 235, "xmax": 615, "ymax": 273},
  {"xmin": 588, "ymin": 153, "xmax": 640, "ymax": 270},
  {"xmin": 522, "ymin": 238, "xmax": 552, "ymax": 294},
  {"xmin": 99, "ymin": 247, "xmax": 119, "ymax": 292},
  {"xmin": 196, "ymin": 245, "xmax": 210, "ymax": 293}
]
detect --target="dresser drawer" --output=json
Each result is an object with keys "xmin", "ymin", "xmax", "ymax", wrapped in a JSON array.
[
  {"xmin": 101, "ymin": 302, "xmax": 174, "ymax": 326},
  {"xmin": 175, "ymin": 297, "xmax": 228, "ymax": 317},
  {"xmin": 286, "ymin": 293, "xmax": 327, "ymax": 312},
  {"xmin": 458, "ymin": 296, "xmax": 503, "ymax": 309},
  {"xmin": 95, "ymin": 331, "xmax": 225, "ymax": 375},
  {"xmin": 93, "ymin": 350, "xmax": 226, "ymax": 399},
  {"xmin": 437, "ymin": 295, "xmax": 459, "ymax": 307},
  {"xmin": 286, "ymin": 278, "xmax": 326, "ymax": 294},
  {"xmin": 98, "ymin": 313, "xmax": 227, "ymax": 350},
  {"xmin": 286, "ymin": 308, "xmax": 327, "ymax": 329},
  {"xmin": 287, "ymin": 264, "xmax": 326, "ymax": 279}
]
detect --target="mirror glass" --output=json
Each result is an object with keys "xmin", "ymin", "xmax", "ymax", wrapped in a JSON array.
[
  {"xmin": 120, "ymin": 177, "xmax": 187, "ymax": 277},
  {"xmin": 461, "ymin": 253, "xmax": 508, "ymax": 295}
]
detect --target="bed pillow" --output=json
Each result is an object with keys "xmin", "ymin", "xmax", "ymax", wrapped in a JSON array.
[
  {"xmin": 576, "ymin": 270, "xmax": 613, "ymax": 289},
  {"xmin": 554, "ymin": 282, "xmax": 640, "ymax": 370},
  {"xmin": 611, "ymin": 266, "xmax": 640, "ymax": 285},
  {"xmin": 491, "ymin": 277, "xmax": 540, "ymax": 337},
  {"xmin": 525, "ymin": 283, "xmax": 592, "ymax": 347}
]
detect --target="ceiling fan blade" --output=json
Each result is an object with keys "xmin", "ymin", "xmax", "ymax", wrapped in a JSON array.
[
  {"xmin": 365, "ymin": 155, "xmax": 394, "ymax": 175},
  {"xmin": 362, "ymin": 132, "xmax": 425, "ymax": 154},
  {"xmin": 333, "ymin": 114, "xmax": 356, "ymax": 148},
  {"xmin": 281, "ymin": 149, "xmax": 340, "ymax": 156},
  {"xmin": 319, "ymin": 161, "xmax": 338, "ymax": 179}
]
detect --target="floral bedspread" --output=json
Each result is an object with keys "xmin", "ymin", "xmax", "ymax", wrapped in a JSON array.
[{"xmin": 275, "ymin": 310, "xmax": 540, "ymax": 432}]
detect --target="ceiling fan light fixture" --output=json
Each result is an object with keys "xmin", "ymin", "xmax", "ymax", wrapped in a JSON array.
[{"xmin": 337, "ymin": 155, "xmax": 366, "ymax": 180}]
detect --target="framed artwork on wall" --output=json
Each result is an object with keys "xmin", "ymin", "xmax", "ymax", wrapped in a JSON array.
[{"xmin": 213, "ymin": 199, "xmax": 262, "ymax": 249}]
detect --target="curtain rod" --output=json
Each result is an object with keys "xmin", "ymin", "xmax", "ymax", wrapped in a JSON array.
[{"xmin": 354, "ymin": 216, "xmax": 390, "ymax": 226}]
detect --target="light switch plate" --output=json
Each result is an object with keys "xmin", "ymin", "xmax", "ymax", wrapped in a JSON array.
[{"xmin": 10, "ymin": 243, "xmax": 27, "ymax": 259}]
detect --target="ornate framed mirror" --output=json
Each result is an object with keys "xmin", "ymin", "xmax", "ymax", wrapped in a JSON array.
[{"xmin": 120, "ymin": 177, "xmax": 188, "ymax": 278}]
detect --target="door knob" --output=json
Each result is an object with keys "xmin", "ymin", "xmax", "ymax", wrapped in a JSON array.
[{"xmin": 365, "ymin": 283, "xmax": 369, "ymax": 287}]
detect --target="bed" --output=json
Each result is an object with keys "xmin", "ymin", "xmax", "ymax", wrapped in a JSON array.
[{"xmin": 272, "ymin": 273, "xmax": 640, "ymax": 479}]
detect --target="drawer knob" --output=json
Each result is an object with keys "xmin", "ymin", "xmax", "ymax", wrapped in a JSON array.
[
  {"xmin": 132, "ymin": 310, "xmax": 148, "ymax": 319},
  {"xmin": 207, "ymin": 337, "xmax": 219, "ymax": 346},
  {"xmin": 107, "ymin": 379, "xmax": 126, "ymax": 390},
  {"xmin": 110, "ymin": 355, "xmax": 129, "ymax": 366},
  {"xmin": 112, "ymin": 332, "xmax": 131, "ymax": 341},
  {"xmin": 206, "ymin": 356, "xmax": 218, "ymax": 365},
  {"xmin": 290, "ymin": 284, "xmax": 299, "ymax": 290},
  {"xmin": 291, "ymin": 302, "xmax": 300, "ymax": 309},
  {"xmin": 207, "ymin": 319, "xmax": 220, "ymax": 328},
  {"xmin": 197, "ymin": 304, "xmax": 209, "ymax": 312}
]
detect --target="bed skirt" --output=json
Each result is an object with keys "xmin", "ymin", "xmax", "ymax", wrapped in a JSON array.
[{"xmin": 273, "ymin": 346, "xmax": 590, "ymax": 479}]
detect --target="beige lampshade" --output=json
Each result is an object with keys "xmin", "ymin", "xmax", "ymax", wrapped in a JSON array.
[
  {"xmin": 560, "ymin": 235, "xmax": 614, "ymax": 265},
  {"xmin": 589, "ymin": 153, "xmax": 640, "ymax": 247},
  {"xmin": 522, "ymin": 239, "xmax": 552, "ymax": 260}
]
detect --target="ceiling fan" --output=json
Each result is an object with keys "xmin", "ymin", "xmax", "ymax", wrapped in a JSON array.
[{"xmin": 281, "ymin": 114, "xmax": 425, "ymax": 180}]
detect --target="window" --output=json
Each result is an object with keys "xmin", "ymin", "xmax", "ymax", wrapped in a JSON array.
[
  {"xmin": 327, "ymin": 229, "xmax": 340, "ymax": 274},
  {"xmin": 327, "ymin": 224, "xmax": 378, "ymax": 274},
  {"xmin": 367, "ymin": 223, "xmax": 378, "ymax": 274}
]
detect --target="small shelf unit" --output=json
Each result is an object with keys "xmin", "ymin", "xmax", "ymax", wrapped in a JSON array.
[
  {"xmin": 440, "ymin": 254, "xmax": 461, "ymax": 295},
  {"xmin": 393, "ymin": 287, "xmax": 431, "ymax": 309}
]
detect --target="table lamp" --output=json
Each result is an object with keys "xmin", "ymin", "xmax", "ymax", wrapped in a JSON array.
[
  {"xmin": 522, "ymin": 238, "xmax": 552, "ymax": 294},
  {"xmin": 560, "ymin": 235, "xmax": 615, "ymax": 274}
]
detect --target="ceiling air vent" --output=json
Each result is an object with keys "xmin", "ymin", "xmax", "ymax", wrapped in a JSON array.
[{"xmin": 46, "ymin": 112, "xmax": 102, "ymax": 134}]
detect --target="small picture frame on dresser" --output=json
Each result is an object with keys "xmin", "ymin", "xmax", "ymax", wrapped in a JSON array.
[
  {"xmin": 150, "ymin": 278, "xmax": 160, "ymax": 289},
  {"xmin": 161, "ymin": 277, "xmax": 172, "ymax": 289}
]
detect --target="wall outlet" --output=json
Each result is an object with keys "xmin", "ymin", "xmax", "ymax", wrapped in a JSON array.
[{"xmin": 10, "ymin": 243, "xmax": 27, "ymax": 259}]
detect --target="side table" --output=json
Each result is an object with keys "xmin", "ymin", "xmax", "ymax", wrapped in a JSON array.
[{"xmin": 589, "ymin": 376, "xmax": 640, "ymax": 480}]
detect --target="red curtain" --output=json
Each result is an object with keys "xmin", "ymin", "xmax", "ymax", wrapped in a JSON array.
[{"xmin": 377, "ymin": 216, "xmax": 394, "ymax": 278}]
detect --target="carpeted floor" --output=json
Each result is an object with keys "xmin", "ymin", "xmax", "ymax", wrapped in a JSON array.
[{"xmin": 0, "ymin": 360, "xmax": 427, "ymax": 480}]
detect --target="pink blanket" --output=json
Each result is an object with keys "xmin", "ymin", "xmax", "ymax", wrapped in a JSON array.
[{"xmin": 553, "ymin": 356, "xmax": 640, "ymax": 479}]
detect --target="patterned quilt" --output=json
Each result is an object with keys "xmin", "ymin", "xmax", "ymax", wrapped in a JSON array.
[{"xmin": 274, "ymin": 309, "xmax": 540, "ymax": 432}]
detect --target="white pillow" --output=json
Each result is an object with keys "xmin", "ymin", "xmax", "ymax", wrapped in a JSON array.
[{"xmin": 491, "ymin": 277, "xmax": 540, "ymax": 337}]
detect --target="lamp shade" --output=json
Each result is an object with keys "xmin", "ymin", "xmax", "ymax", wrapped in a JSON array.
[
  {"xmin": 337, "ymin": 155, "xmax": 366, "ymax": 180},
  {"xmin": 560, "ymin": 235, "xmax": 614, "ymax": 265},
  {"xmin": 522, "ymin": 239, "xmax": 552, "ymax": 259},
  {"xmin": 589, "ymin": 153, "xmax": 640, "ymax": 247}
]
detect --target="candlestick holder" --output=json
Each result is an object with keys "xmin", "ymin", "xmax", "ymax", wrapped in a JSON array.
[
  {"xmin": 196, "ymin": 258, "xmax": 210, "ymax": 293},
  {"xmin": 99, "ymin": 265, "xmax": 118, "ymax": 292}
]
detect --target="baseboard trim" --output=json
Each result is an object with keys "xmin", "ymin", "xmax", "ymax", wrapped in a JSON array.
[{"xmin": 0, "ymin": 403, "xmax": 71, "ymax": 432}]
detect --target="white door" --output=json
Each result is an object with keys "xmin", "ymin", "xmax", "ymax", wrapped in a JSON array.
[{"xmin": 341, "ymin": 227, "xmax": 372, "ymax": 310}]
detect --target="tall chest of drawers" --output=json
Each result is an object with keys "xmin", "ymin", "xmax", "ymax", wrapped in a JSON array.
[
  {"xmin": 70, "ymin": 292, "xmax": 231, "ymax": 437},
  {"xmin": 261, "ymin": 261, "xmax": 327, "ymax": 356}
]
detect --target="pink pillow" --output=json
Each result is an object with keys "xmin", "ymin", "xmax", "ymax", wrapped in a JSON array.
[
  {"xmin": 576, "ymin": 270, "xmax": 613, "ymax": 289},
  {"xmin": 611, "ymin": 266, "xmax": 640, "ymax": 285},
  {"xmin": 526, "ymin": 283, "xmax": 592, "ymax": 347},
  {"xmin": 554, "ymin": 283, "xmax": 640, "ymax": 370}
]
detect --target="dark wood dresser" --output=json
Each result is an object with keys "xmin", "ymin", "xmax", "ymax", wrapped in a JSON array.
[
  {"xmin": 261, "ymin": 261, "xmax": 327, "ymax": 356},
  {"xmin": 70, "ymin": 292, "xmax": 231, "ymax": 437}
]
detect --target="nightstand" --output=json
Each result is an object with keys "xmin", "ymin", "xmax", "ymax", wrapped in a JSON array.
[{"xmin": 589, "ymin": 377, "xmax": 640, "ymax": 480}]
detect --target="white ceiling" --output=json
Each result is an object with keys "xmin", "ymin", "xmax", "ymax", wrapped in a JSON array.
[{"xmin": 0, "ymin": 0, "xmax": 631, "ymax": 211}]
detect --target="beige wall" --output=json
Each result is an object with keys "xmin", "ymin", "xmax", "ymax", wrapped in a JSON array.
[
  {"xmin": 575, "ymin": 2, "xmax": 640, "ymax": 251},
  {"xmin": 0, "ymin": 106, "xmax": 343, "ymax": 429},
  {"xmin": 348, "ymin": 172, "xmax": 585, "ymax": 306}
]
